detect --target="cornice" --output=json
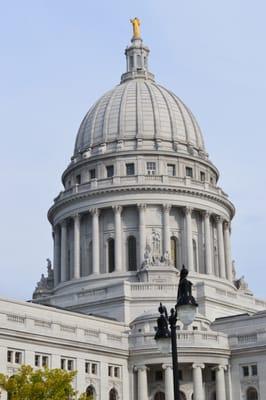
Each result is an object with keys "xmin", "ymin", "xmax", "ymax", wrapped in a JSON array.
[{"xmin": 48, "ymin": 184, "xmax": 235, "ymax": 223}]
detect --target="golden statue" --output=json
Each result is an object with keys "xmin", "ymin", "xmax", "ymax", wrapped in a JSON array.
[{"xmin": 130, "ymin": 17, "xmax": 141, "ymax": 39}]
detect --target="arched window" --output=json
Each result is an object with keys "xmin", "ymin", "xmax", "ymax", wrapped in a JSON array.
[
  {"xmin": 247, "ymin": 387, "xmax": 258, "ymax": 400},
  {"xmin": 171, "ymin": 236, "xmax": 178, "ymax": 268},
  {"xmin": 192, "ymin": 239, "xmax": 197, "ymax": 272},
  {"xmin": 109, "ymin": 388, "xmax": 118, "ymax": 400},
  {"xmin": 154, "ymin": 392, "xmax": 165, "ymax": 400},
  {"xmin": 179, "ymin": 392, "xmax": 187, "ymax": 400},
  {"xmin": 108, "ymin": 238, "xmax": 115, "ymax": 273},
  {"xmin": 128, "ymin": 236, "xmax": 137, "ymax": 271},
  {"xmin": 86, "ymin": 385, "xmax": 96, "ymax": 399}
]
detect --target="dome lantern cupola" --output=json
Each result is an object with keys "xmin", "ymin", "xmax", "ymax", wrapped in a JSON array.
[{"xmin": 121, "ymin": 17, "xmax": 155, "ymax": 83}]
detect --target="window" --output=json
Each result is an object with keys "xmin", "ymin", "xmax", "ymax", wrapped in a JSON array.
[
  {"xmin": 147, "ymin": 162, "xmax": 156, "ymax": 175},
  {"xmin": 76, "ymin": 174, "xmax": 81, "ymax": 184},
  {"xmin": 193, "ymin": 326, "xmax": 198, "ymax": 331},
  {"xmin": 114, "ymin": 366, "xmax": 120, "ymax": 378},
  {"xmin": 129, "ymin": 56, "xmax": 134, "ymax": 69},
  {"xmin": 42, "ymin": 356, "xmax": 48, "ymax": 368},
  {"xmin": 211, "ymin": 370, "xmax": 216, "ymax": 381},
  {"xmin": 108, "ymin": 238, "xmax": 115, "ymax": 273},
  {"xmin": 35, "ymin": 354, "xmax": 40, "ymax": 367},
  {"xmin": 90, "ymin": 169, "xmax": 96, "ymax": 179},
  {"xmin": 155, "ymin": 370, "xmax": 163, "ymax": 381},
  {"xmin": 154, "ymin": 392, "xmax": 165, "ymax": 400},
  {"xmin": 171, "ymin": 236, "xmax": 178, "ymax": 269},
  {"xmin": 85, "ymin": 362, "xmax": 90, "ymax": 374},
  {"xmin": 242, "ymin": 366, "xmax": 249, "ymax": 377},
  {"xmin": 7, "ymin": 350, "xmax": 12, "ymax": 363},
  {"xmin": 86, "ymin": 385, "xmax": 96, "ymax": 399},
  {"xmin": 193, "ymin": 239, "xmax": 197, "ymax": 272},
  {"xmin": 178, "ymin": 370, "xmax": 183, "ymax": 381},
  {"xmin": 126, "ymin": 163, "xmax": 135, "ymax": 176},
  {"xmin": 185, "ymin": 166, "xmax": 193, "ymax": 178},
  {"xmin": 251, "ymin": 365, "xmax": 258, "ymax": 376},
  {"xmin": 167, "ymin": 164, "xmax": 176, "ymax": 176},
  {"xmin": 15, "ymin": 352, "xmax": 22, "ymax": 364},
  {"xmin": 109, "ymin": 388, "xmax": 118, "ymax": 400},
  {"xmin": 200, "ymin": 171, "xmax": 205, "ymax": 182},
  {"xmin": 108, "ymin": 366, "xmax": 113, "ymax": 377},
  {"xmin": 247, "ymin": 387, "xmax": 258, "ymax": 400},
  {"xmin": 91, "ymin": 363, "xmax": 97, "ymax": 375},
  {"xmin": 61, "ymin": 358, "xmax": 74, "ymax": 371},
  {"xmin": 106, "ymin": 165, "xmax": 114, "ymax": 177},
  {"xmin": 128, "ymin": 236, "xmax": 137, "ymax": 271}
]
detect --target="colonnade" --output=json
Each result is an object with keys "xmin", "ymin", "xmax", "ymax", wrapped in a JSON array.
[
  {"xmin": 53, "ymin": 204, "xmax": 232, "ymax": 286},
  {"xmin": 134, "ymin": 363, "xmax": 231, "ymax": 400}
]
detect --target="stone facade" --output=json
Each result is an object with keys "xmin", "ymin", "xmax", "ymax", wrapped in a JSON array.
[{"xmin": 0, "ymin": 30, "xmax": 265, "ymax": 400}]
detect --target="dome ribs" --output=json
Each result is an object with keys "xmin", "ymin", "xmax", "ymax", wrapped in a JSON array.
[
  {"xmin": 102, "ymin": 86, "xmax": 119, "ymax": 144},
  {"xmin": 155, "ymin": 84, "xmax": 177, "ymax": 146},
  {"xmin": 136, "ymin": 80, "xmax": 143, "ymax": 139},
  {"xmin": 144, "ymin": 81, "xmax": 160, "ymax": 141},
  {"xmin": 117, "ymin": 83, "xmax": 129, "ymax": 139}
]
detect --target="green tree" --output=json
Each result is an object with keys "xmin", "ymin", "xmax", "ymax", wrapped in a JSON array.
[{"xmin": 0, "ymin": 365, "xmax": 88, "ymax": 400}]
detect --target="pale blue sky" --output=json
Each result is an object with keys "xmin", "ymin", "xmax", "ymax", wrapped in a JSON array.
[{"xmin": 0, "ymin": 0, "xmax": 265, "ymax": 300}]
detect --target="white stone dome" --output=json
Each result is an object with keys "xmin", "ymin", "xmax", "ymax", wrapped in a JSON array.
[{"xmin": 74, "ymin": 79, "xmax": 205, "ymax": 155}]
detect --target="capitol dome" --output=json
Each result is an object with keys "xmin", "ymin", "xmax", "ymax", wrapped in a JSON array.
[{"xmin": 74, "ymin": 79, "xmax": 205, "ymax": 155}]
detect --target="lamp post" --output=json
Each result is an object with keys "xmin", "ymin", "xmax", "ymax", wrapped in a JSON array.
[{"xmin": 154, "ymin": 265, "xmax": 198, "ymax": 400}]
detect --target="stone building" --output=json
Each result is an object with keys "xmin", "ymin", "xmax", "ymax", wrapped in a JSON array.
[{"xmin": 0, "ymin": 26, "xmax": 265, "ymax": 400}]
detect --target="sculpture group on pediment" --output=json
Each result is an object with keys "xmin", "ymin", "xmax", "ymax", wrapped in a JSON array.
[
  {"xmin": 33, "ymin": 258, "xmax": 54, "ymax": 299},
  {"xmin": 141, "ymin": 231, "xmax": 172, "ymax": 268}
]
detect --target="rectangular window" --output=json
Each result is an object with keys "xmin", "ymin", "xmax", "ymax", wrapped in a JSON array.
[
  {"xmin": 91, "ymin": 363, "xmax": 97, "ymax": 375},
  {"xmin": 35, "ymin": 355, "xmax": 40, "ymax": 367},
  {"xmin": 108, "ymin": 366, "xmax": 113, "ymax": 377},
  {"xmin": 15, "ymin": 352, "xmax": 22, "ymax": 364},
  {"xmin": 178, "ymin": 370, "xmax": 183, "ymax": 381},
  {"xmin": 106, "ymin": 165, "xmax": 114, "ymax": 178},
  {"xmin": 185, "ymin": 167, "xmax": 193, "ymax": 178},
  {"xmin": 242, "ymin": 366, "xmax": 249, "ymax": 377},
  {"xmin": 251, "ymin": 365, "xmax": 258, "ymax": 376},
  {"xmin": 200, "ymin": 171, "xmax": 206, "ymax": 182},
  {"xmin": 211, "ymin": 370, "xmax": 216, "ymax": 381},
  {"xmin": 67, "ymin": 360, "xmax": 73, "ymax": 371},
  {"xmin": 85, "ymin": 362, "xmax": 90, "ymax": 374},
  {"xmin": 167, "ymin": 164, "xmax": 176, "ymax": 176},
  {"xmin": 61, "ymin": 359, "xmax": 65, "ymax": 370},
  {"xmin": 7, "ymin": 350, "xmax": 12, "ymax": 363},
  {"xmin": 76, "ymin": 174, "xmax": 81, "ymax": 185},
  {"xmin": 42, "ymin": 356, "xmax": 49, "ymax": 368},
  {"xmin": 147, "ymin": 162, "xmax": 156, "ymax": 175},
  {"xmin": 114, "ymin": 366, "xmax": 120, "ymax": 378},
  {"xmin": 126, "ymin": 163, "xmax": 135, "ymax": 176},
  {"xmin": 90, "ymin": 169, "xmax": 96, "ymax": 179}
]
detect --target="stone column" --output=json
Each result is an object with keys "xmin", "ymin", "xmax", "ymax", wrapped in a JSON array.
[
  {"xmin": 53, "ymin": 225, "xmax": 61, "ymax": 286},
  {"xmin": 225, "ymin": 364, "xmax": 233, "ymax": 400},
  {"xmin": 73, "ymin": 214, "xmax": 81, "ymax": 279},
  {"xmin": 60, "ymin": 220, "xmax": 67, "ymax": 282},
  {"xmin": 162, "ymin": 364, "xmax": 174, "ymax": 400},
  {"xmin": 224, "ymin": 221, "xmax": 232, "ymax": 282},
  {"xmin": 163, "ymin": 204, "xmax": 172, "ymax": 255},
  {"xmin": 192, "ymin": 364, "xmax": 205, "ymax": 400},
  {"xmin": 90, "ymin": 208, "xmax": 100, "ymax": 274},
  {"xmin": 216, "ymin": 216, "xmax": 226, "ymax": 279},
  {"xmin": 203, "ymin": 211, "xmax": 212, "ymax": 275},
  {"xmin": 185, "ymin": 207, "xmax": 193, "ymax": 271},
  {"xmin": 138, "ymin": 204, "xmax": 146, "ymax": 267},
  {"xmin": 113, "ymin": 205, "xmax": 123, "ymax": 272},
  {"xmin": 215, "ymin": 365, "xmax": 226, "ymax": 400},
  {"xmin": 135, "ymin": 365, "xmax": 148, "ymax": 400}
]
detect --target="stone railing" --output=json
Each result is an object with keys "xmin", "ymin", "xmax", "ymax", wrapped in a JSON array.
[{"xmin": 54, "ymin": 175, "xmax": 227, "ymax": 202}]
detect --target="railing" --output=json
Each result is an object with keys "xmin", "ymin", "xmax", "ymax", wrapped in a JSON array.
[{"xmin": 54, "ymin": 175, "xmax": 227, "ymax": 202}]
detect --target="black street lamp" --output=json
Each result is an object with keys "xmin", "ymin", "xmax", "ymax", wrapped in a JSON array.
[{"xmin": 154, "ymin": 265, "xmax": 198, "ymax": 400}]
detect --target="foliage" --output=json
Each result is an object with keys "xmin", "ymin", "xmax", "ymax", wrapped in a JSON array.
[{"xmin": 0, "ymin": 365, "xmax": 88, "ymax": 400}]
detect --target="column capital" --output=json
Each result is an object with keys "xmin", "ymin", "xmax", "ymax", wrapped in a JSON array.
[
  {"xmin": 134, "ymin": 364, "xmax": 149, "ymax": 372},
  {"xmin": 202, "ymin": 210, "xmax": 211, "ymax": 219},
  {"xmin": 73, "ymin": 213, "xmax": 81, "ymax": 221},
  {"xmin": 112, "ymin": 205, "xmax": 123, "ymax": 214},
  {"xmin": 162, "ymin": 363, "xmax": 172, "ymax": 370},
  {"xmin": 60, "ymin": 219, "xmax": 67, "ymax": 228},
  {"xmin": 214, "ymin": 364, "xmax": 226, "ymax": 372},
  {"xmin": 89, "ymin": 207, "xmax": 100, "ymax": 216},
  {"xmin": 137, "ymin": 203, "xmax": 147, "ymax": 210},
  {"xmin": 192, "ymin": 363, "xmax": 205, "ymax": 369},
  {"xmin": 184, "ymin": 206, "xmax": 193, "ymax": 215},
  {"xmin": 215, "ymin": 215, "xmax": 223, "ymax": 223},
  {"xmin": 224, "ymin": 220, "xmax": 230, "ymax": 229},
  {"xmin": 163, "ymin": 204, "xmax": 172, "ymax": 213}
]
